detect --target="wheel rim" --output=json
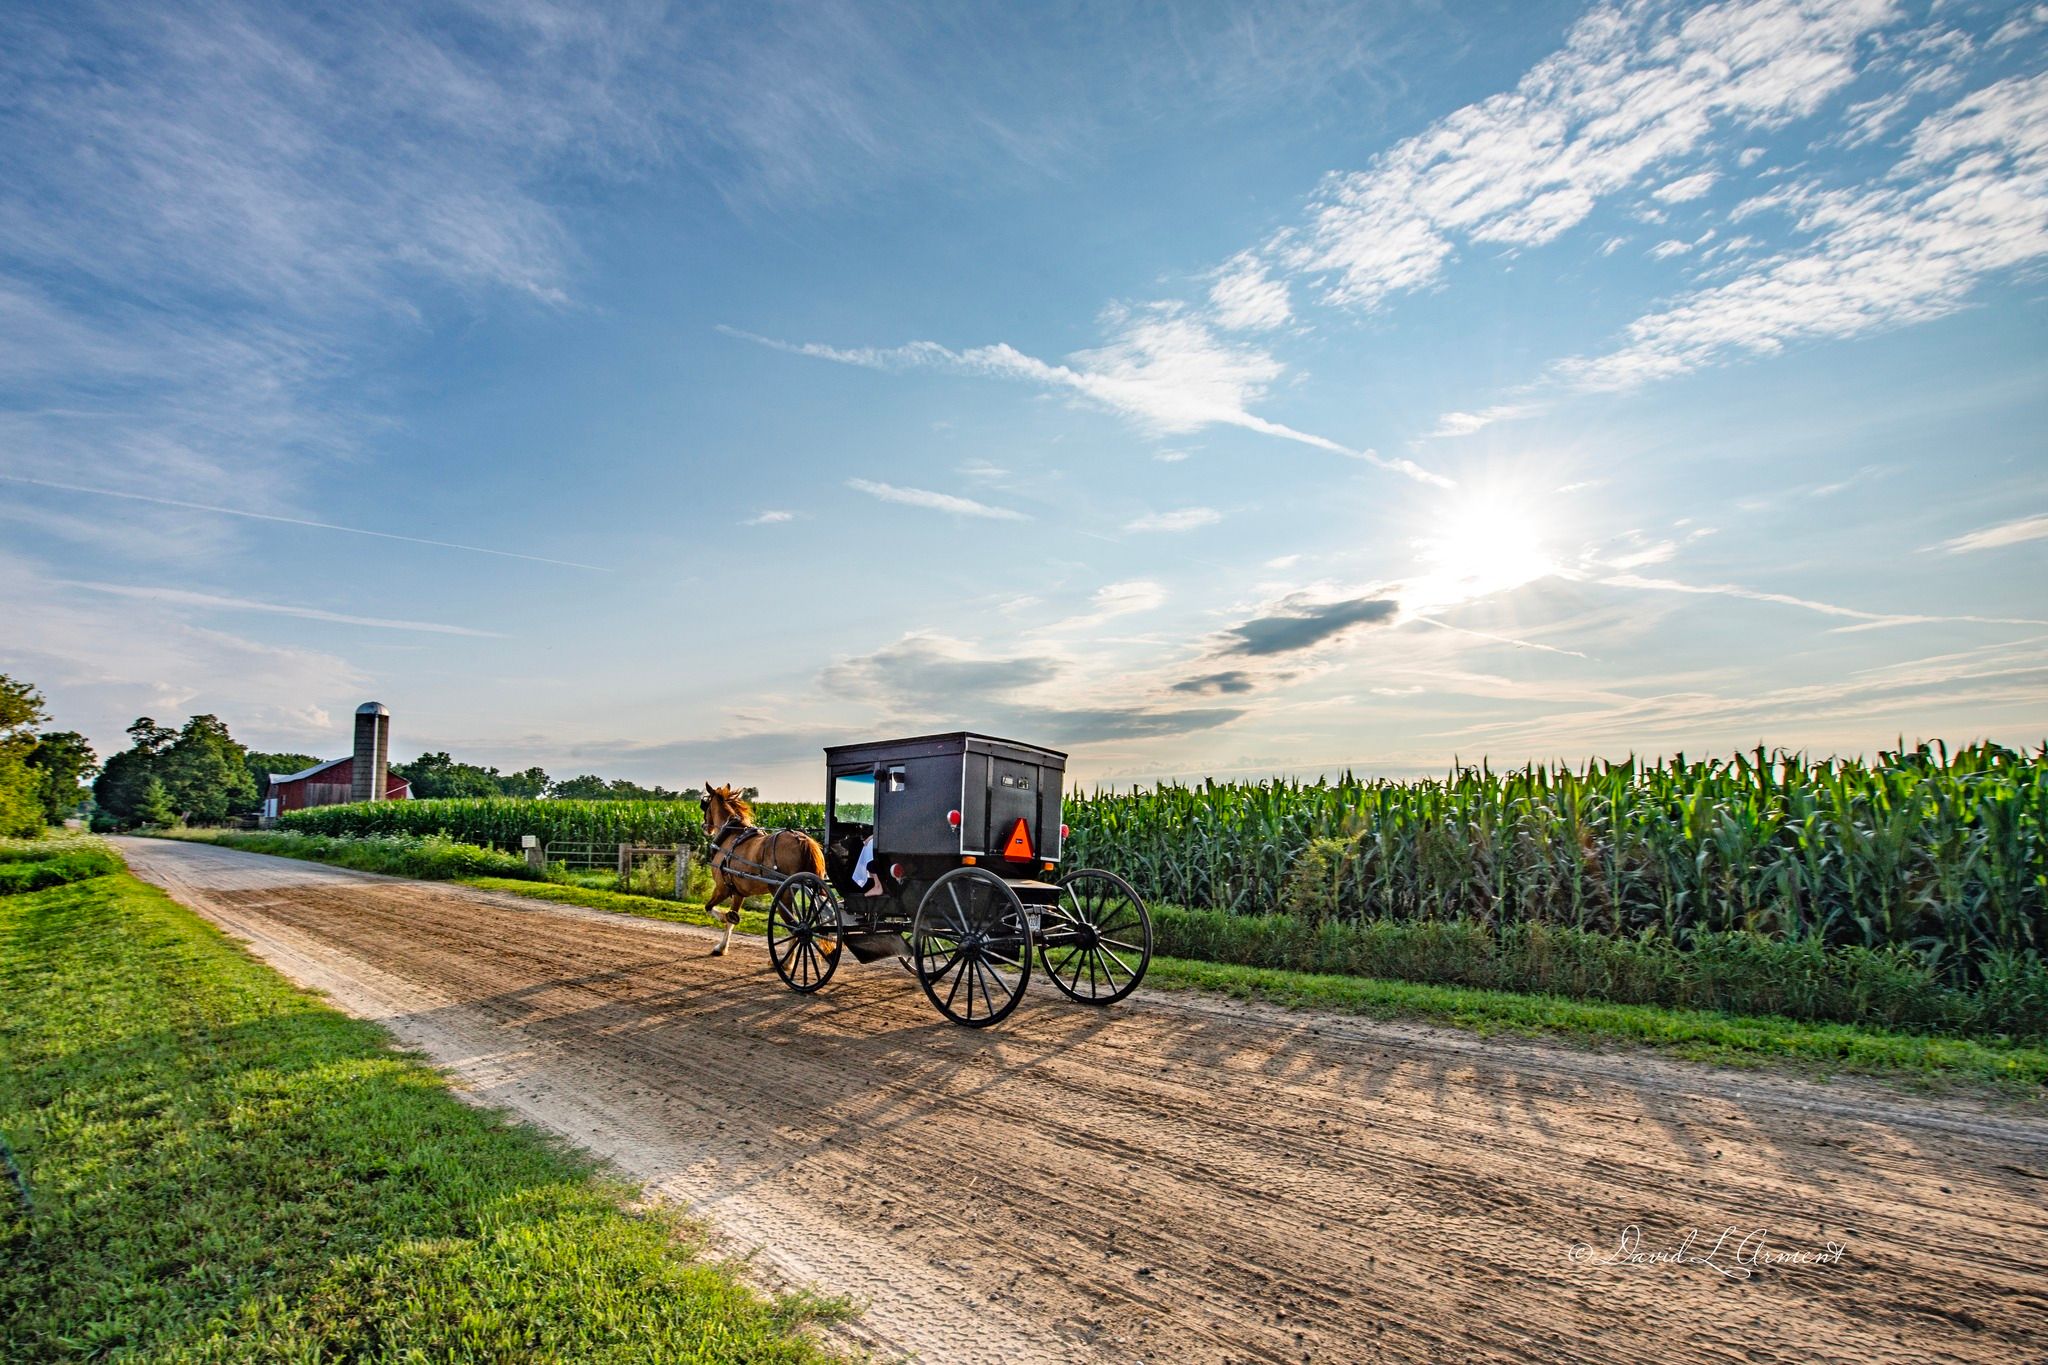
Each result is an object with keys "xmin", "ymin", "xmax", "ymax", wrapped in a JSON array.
[
  {"xmin": 914, "ymin": 871, "xmax": 1030, "ymax": 1026},
  {"xmin": 1041, "ymin": 870, "xmax": 1150, "ymax": 1004},
  {"xmin": 769, "ymin": 878, "xmax": 840, "ymax": 993}
]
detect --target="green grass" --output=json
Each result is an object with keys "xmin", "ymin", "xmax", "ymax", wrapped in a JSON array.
[
  {"xmin": 0, "ymin": 868, "xmax": 844, "ymax": 1361},
  {"xmin": 0, "ymin": 836, "xmax": 122, "ymax": 895},
  {"xmin": 1142, "ymin": 956, "xmax": 2048, "ymax": 1095}
]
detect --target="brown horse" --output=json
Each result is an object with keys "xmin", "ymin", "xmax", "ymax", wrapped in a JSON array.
[{"xmin": 700, "ymin": 783, "xmax": 826, "ymax": 957}]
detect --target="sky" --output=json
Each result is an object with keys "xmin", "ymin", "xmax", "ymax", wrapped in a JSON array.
[{"xmin": 1, "ymin": 0, "xmax": 2044, "ymax": 798}]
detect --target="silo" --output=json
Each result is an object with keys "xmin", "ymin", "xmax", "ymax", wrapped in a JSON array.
[{"xmin": 352, "ymin": 702, "xmax": 390, "ymax": 803}]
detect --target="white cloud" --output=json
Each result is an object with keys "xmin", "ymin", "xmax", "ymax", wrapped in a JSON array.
[
  {"xmin": 1992, "ymin": 6, "xmax": 2048, "ymax": 47},
  {"xmin": 744, "ymin": 509, "xmax": 796, "ymax": 525},
  {"xmin": 846, "ymin": 478, "xmax": 1027, "ymax": 520},
  {"xmin": 728, "ymin": 320, "xmax": 1454, "ymax": 486},
  {"xmin": 1124, "ymin": 506, "xmax": 1222, "ymax": 532},
  {"xmin": 1427, "ymin": 402, "xmax": 1544, "ymax": 437},
  {"xmin": 64, "ymin": 582, "xmax": 504, "ymax": 637},
  {"xmin": 1281, "ymin": 0, "xmax": 1898, "ymax": 310},
  {"xmin": 1600, "ymin": 572, "xmax": 2048, "ymax": 630},
  {"xmin": 1648, "ymin": 238, "xmax": 1692, "ymax": 258},
  {"xmin": 1559, "ymin": 72, "xmax": 2048, "ymax": 391},
  {"xmin": 1037, "ymin": 579, "xmax": 1169, "ymax": 633},
  {"xmin": 1929, "ymin": 513, "xmax": 2048, "ymax": 554},
  {"xmin": 0, "ymin": 474, "xmax": 605, "ymax": 571},
  {"xmin": 1208, "ymin": 251, "xmax": 1293, "ymax": 330},
  {"xmin": 1653, "ymin": 171, "xmax": 1720, "ymax": 203},
  {"xmin": 1152, "ymin": 449, "xmax": 1190, "ymax": 463}
]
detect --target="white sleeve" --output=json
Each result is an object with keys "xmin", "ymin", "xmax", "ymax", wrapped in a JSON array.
[{"xmin": 852, "ymin": 837, "xmax": 875, "ymax": 882}]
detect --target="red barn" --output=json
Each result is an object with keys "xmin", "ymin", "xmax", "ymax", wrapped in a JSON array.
[{"xmin": 265, "ymin": 757, "xmax": 412, "ymax": 816}]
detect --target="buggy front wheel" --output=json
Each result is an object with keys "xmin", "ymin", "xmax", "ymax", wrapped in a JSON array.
[
  {"xmin": 912, "ymin": 867, "xmax": 1032, "ymax": 1027},
  {"xmin": 1040, "ymin": 869, "xmax": 1151, "ymax": 1005},
  {"xmin": 768, "ymin": 874, "xmax": 843, "ymax": 994}
]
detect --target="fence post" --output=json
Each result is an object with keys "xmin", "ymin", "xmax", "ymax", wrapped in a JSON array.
[
  {"xmin": 674, "ymin": 844, "xmax": 686, "ymax": 900},
  {"xmin": 617, "ymin": 843, "xmax": 630, "ymax": 881},
  {"xmin": 522, "ymin": 834, "xmax": 543, "ymax": 873}
]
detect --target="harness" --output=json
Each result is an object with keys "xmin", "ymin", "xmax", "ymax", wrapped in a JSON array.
[{"xmin": 707, "ymin": 815, "xmax": 794, "ymax": 883}]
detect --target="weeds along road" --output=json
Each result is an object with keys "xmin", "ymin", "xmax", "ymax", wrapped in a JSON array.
[{"xmin": 117, "ymin": 837, "xmax": 2047, "ymax": 1365}]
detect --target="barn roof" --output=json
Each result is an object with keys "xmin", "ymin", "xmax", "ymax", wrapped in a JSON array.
[{"xmin": 270, "ymin": 756, "xmax": 349, "ymax": 786}]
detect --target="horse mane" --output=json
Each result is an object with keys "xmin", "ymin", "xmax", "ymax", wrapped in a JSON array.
[{"xmin": 708, "ymin": 784, "xmax": 754, "ymax": 827}]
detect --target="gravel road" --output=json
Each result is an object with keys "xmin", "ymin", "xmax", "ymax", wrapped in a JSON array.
[{"xmin": 116, "ymin": 837, "xmax": 2048, "ymax": 1364}]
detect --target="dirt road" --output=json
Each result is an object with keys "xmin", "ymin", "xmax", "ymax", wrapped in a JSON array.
[{"xmin": 116, "ymin": 838, "xmax": 2047, "ymax": 1364}]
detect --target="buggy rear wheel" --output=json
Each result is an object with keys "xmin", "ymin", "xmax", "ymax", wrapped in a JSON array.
[
  {"xmin": 912, "ymin": 867, "xmax": 1032, "ymax": 1027},
  {"xmin": 1040, "ymin": 869, "xmax": 1151, "ymax": 1005},
  {"xmin": 768, "ymin": 873, "xmax": 843, "ymax": 994}
]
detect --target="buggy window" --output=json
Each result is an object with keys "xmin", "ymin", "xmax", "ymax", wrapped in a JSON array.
[{"xmin": 831, "ymin": 773, "xmax": 876, "ymax": 826}]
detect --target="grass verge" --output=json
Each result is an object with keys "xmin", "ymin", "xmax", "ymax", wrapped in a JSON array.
[
  {"xmin": 0, "ymin": 867, "xmax": 843, "ymax": 1361},
  {"xmin": 1142, "ymin": 955, "xmax": 2048, "ymax": 1095}
]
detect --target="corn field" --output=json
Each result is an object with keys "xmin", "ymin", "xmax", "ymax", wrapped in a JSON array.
[
  {"xmin": 1065, "ymin": 742, "xmax": 2046, "ymax": 987},
  {"xmin": 277, "ymin": 742, "xmax": 2045, "ymax": 988}
]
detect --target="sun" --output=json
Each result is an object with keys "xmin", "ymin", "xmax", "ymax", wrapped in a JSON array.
[{"xmin": 1407, "ymin": 488, "xmax": 1558, "ymax": 613}]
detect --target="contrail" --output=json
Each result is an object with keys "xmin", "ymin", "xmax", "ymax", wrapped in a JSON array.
[{"xmin": 0, "ymin": 473, "xmax": 609, "ymax": 572}]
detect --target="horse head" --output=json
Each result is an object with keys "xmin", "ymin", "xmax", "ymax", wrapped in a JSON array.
[{"xmin": 700, "ymin": 782, "xmax": 753, "ymax": 835}]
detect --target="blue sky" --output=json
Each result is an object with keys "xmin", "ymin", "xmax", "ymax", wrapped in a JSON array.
[{"xmin": 2, "ymin": 0, "xmax": 2044, "ymax": 796}]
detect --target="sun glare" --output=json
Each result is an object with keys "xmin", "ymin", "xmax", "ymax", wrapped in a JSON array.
[{"xmin": 1408, "ymin": 489, "xmax": 1558, "ymax": 613}]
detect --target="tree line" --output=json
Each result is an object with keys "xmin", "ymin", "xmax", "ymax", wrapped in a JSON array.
[
  {"xmin": 0, "ymin": 672, "xmax": 714, "ymax": 833},
  {"xmin": 0, "ymin": 675, "xmax": 98, "ymax": 838}
]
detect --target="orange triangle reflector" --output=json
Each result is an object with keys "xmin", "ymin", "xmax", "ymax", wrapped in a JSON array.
[{"xmin": 1002, "ymin": 818, "xmax": 1034, "ymax": 861}]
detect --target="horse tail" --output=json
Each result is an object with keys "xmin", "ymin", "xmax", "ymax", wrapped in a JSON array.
[{"xmin": 802, "ymin": 834, "xmax": 826, "ymax": 880}]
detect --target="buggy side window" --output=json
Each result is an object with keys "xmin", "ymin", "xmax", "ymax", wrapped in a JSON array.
[{"xmin": 831, "ymin": 773, "xmax": 876, "ymax": 827}]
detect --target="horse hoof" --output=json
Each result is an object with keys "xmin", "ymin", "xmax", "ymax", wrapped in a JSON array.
[{"xmin": 709, "ymin": 945, "xmax": 726, "ymax": 957}]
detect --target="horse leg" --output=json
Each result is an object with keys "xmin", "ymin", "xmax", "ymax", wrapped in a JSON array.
[{"xmin": 705, "ymin": 884, "xmax": 734, "ymax": 956}]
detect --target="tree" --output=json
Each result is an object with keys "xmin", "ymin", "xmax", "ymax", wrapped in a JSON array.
[
  {"xmin": 547, "ymin": 774, "xmax": 692, "ymax": 801},
  {"xmin": 391, "ymin": 752, "xmax": 553, "ymax": 799},
  {"xmin": 500, "ymin": 766, "xmax": 551, "ymax": 799},
  {"xmin": 26, "ymin": 731, "xmax": 97, "ymax": 824},
  {"xmin": 393, "ymin": 751, "xmax": 507, "ymax": 799},
  {"xmin": 547, "ymin": 773, "xmax": 612, "ymax": 801},
  {"xmin": 94, "ymin": 713, "xmax": 257, "ymax": 828},
  {"xmin": 158, "ymin": 715, "xmax": 256, "ymax": 823},
  {"xmin": 0, "ymin": 674, "xmax": 50, "ymax": 837},
  {"xmin": 133, "ymin": 776, "xmax": 177, "ymax": 829},
  {"xmin": 93, "ymin": 746, "xmax": 156, "ymax": 827},
  {"xmin": 245, "ymin": 751, "xmax": 319, "ymax": 796}
]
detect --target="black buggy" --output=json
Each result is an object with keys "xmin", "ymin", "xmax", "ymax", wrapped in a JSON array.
[{"xmin": 763, "ymin": 732, "xmax": 1152, "ymax": 1027}]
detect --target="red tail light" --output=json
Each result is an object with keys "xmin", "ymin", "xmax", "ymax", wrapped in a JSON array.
[
  {"xmin": 946, "ymin": 809, "xmax": 962, "ymax": 827},
  {"xmin": 890, "ymin": 862, "xmax": 906, "ymax": 880},
  {"xmin": 1060, "ymin": 823, "xmax": 1070, "ymax": 839}
]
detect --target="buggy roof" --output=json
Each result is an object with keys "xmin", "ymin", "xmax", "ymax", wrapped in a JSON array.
[{"xmin": 823, "ymin": 731, "xmax": 1067, "ymax": 771}]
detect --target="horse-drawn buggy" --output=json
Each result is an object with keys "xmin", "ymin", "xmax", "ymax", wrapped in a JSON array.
[{"xmin": 701, "ymin": 732, "xmax": 1152, "ymax": 1027}]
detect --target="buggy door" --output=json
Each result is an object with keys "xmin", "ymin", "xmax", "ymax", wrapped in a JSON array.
[{"xmin": 985, "ymin": 756, "xmax": 1042, "ymax": 865}]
